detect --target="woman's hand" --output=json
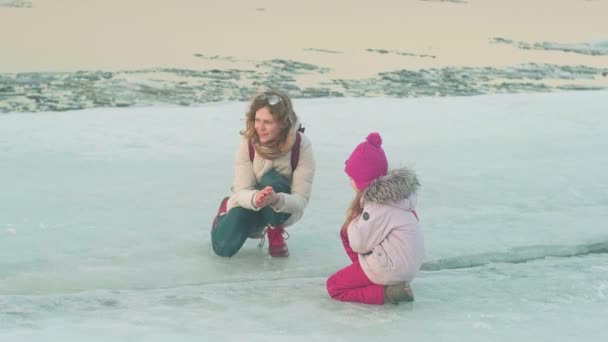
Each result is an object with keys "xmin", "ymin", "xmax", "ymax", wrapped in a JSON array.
[
  {"xmin": 254, "ymin": 186, "xmax": 278, "ymax": 208},
  {"xmin": 266, "ymin": 191, "xmax": 280, "ymax": 207}
]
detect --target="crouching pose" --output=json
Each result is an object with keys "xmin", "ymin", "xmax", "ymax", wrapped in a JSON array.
[
  {"xmin": 327, "ymin": 132, "xmax": 425, "ymax": 304},
  {"xmin": 211, "ymin": 90, "xmax": 315, "ymax": 257}
]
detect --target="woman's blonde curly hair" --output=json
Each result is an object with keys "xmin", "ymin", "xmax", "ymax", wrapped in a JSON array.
[{"xmin": 241, "ymin": 90, "xmax": 298, "ymax": 147}]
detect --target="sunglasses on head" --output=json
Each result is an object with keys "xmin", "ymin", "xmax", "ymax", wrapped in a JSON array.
[{"xmin": 257, "ymin": 93, "xmax": 282, "ymax": 106}]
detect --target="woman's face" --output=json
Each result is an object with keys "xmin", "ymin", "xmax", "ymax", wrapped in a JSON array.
[{"xmin": 255, "ymin": 106, "xmax": 283, "ymax": 143}]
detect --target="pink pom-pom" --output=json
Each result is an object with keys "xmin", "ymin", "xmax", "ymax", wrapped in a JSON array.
[{"xmin": 366, "ymin": 132, "xmax": 382, "ymax": 147}]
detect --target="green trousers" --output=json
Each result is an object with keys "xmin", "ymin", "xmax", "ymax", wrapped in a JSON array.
[{"xmin": 212, "ymin": 169, "xmax": 291, "ymax": 257}]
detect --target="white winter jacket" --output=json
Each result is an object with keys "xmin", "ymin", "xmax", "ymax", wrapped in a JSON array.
[{"xmin": 227, "ymin": 131, "xmax": 315, "ymax": 228}]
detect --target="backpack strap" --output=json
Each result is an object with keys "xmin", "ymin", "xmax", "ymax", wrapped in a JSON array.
[
  {"xmin": 248, "ymin": 139, "xmax": 255, "ymax": 162},
  {"xmin": 290, "ymin": 132, "xmax": 301, "ymax": 171},
  {"xmin": 248, "ymin": 131, "xmax": 302, "ymax": 171}
]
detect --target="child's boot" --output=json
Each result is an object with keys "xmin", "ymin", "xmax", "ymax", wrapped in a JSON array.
[{"xmin": 384, "ymin": 282, "xmax": 415, "ymax": 304}]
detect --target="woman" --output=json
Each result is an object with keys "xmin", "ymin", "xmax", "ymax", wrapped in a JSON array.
[{"xmin": 211, "ymin": 90, "xmax": 315, "ymax": 257}]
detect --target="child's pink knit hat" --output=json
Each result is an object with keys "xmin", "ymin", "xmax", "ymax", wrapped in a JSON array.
[{"xmin": 345, "ymin": 132, "xmax": 388, "ymax": 191}]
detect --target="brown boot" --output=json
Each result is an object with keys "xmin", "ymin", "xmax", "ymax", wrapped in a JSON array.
[{"xmin": 384, "ymin": 282, "xmax": 415, "ymax": 304}]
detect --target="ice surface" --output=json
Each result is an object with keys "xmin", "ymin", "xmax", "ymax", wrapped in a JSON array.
[{"xmin": 1, "ymin": 91, "xmax": 607, "ymax": 340}]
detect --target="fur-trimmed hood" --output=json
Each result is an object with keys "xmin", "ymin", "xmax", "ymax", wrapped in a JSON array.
[
  {"xmin": 348, "ymin": 166, "xmax": 425, "ymax": 284},
  {"xmin": 362, "ymin": 167, "xmax": 420, "ymax": 205}
]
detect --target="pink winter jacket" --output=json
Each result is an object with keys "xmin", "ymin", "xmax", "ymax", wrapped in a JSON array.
[{"xmin": 347, "ymin": 168, "xmax": 426, "ymax": 285}]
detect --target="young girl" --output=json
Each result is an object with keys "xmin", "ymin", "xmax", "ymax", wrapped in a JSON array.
[{"xmin": 326, "ymin": 132, "xmax": 425, "ymax": 305}]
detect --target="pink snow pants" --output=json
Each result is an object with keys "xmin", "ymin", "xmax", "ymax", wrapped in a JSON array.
[{"xmin": 326, "ymin": 228, "xmax": 385, "ymax": 305}]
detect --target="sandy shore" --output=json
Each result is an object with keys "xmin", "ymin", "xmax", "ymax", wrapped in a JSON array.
[
  {"xmin": 1, "ymin": 0, "xmax": 607, "ymax": 76},
  {"xmin": 1, "ymin": 0, "xmax": 607, "ymax": 112}
]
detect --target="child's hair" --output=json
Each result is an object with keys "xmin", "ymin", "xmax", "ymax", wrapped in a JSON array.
[{"xmin": 342, "ymin": 191, "xmax": 364, "ymax": 230}]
